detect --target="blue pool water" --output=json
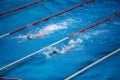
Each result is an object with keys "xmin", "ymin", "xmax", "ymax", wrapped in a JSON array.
[{"xmin": 0, "ymin": 0, "xmax": 120, "ymax": 80}]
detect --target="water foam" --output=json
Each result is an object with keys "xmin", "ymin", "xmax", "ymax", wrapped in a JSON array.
[
  {"xmin": 38, "ymin": 18, "xmax": 75, "ymax": 35},
  {"xmin": 82, "ymin": 30, "xmax": 109, "ymax": 40}
]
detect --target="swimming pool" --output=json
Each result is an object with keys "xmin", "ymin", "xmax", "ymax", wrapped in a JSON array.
[{"xmin": 0, "ymin": 0, "xmax": 120, "ymax": 80}]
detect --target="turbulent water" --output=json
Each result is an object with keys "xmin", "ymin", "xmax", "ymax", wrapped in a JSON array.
[{"xmin": 0, "ymin": 0, "xmax": 120, "ymax": 80}]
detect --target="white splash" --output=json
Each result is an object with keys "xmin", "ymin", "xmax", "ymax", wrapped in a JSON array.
[
  {"xmin": 82, "ymin": 30, "xmax": 109, "ymax": 40},
  {"xmin": 92, "ymin": 30, "xmax": 109, "ymax": 35},
  {"xmin": 43, "ymin": 51, "xmax": 52, "ymax": 59},
  {"xmin": 68, "ymin": 38, "xmax": 83, "ymax": 45},
  {"xmin": 60, "ymin": 38, "xmax": 83, "ymax": 54},
  {"xmin": 38, "ymin": 18, "xmax": 75, "ymax": 35},
  {"xmin": 43, "ymin": 47, "xmax": 58, "ymax": 59},
  {"xmin": 60, "ymin": 44, "xmax": 75, "ymax": 54}
]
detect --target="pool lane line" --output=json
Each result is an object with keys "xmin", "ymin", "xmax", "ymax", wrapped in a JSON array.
[
  {"xmin": 65, "ymin": 48, "xmax": 120, "ymax": 80},
  {"xmin": 0, "ymin": 0, "xmax": 44, "ymax": 16},
  {"xmin": 0, "ymin": 12, "xmax": 119, "ymax": 72},
  {"xmin": 0, "ymin": 0, "xmax": 94, "ymax": 39}
]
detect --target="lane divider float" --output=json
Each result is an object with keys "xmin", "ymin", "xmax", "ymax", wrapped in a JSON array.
[
  {"xmin": 65, "ymin": 48, "xmax": 120, "ymax": 80},
  {"xmin": 0, "ymin": 12, "xmax": 119, "ymax": 72},
  {"xmin": 0, "ymin": 0, "xmax": 44, "ymax": 16},
  {"xmin": 0, "ymin": 0, "xmax": 94, "ymax": 39},
  {"xmin": 0, "ymin": 77, "xmax": 23, "ymax": 80}
]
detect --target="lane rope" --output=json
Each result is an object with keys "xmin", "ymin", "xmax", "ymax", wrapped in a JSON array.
[
  {"xmin": 0, "ymin": 0, "xmax": 94, "ymax": 39},
  {"xmin": 65, "ymin": 48, "xmax": 120, "ymax": 80},
  {"xmin": 0, "ymin": 77, "xmax": 23, "ymax": 80},
  {"xmin": 0, "ymin": 0, "xmax": 44, "ymax": 16},
  {"xmin": 0, "ymin": 12, "xmax": 119, "ymax": 71}
]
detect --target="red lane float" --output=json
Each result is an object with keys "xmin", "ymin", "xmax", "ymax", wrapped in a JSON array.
[
  {"xmin": 0, "ymin": 0, "xmax": 94, "ymax": 39},
  {"xmin": 0, "ymin": 0, "xmax": 44, "ymax": 16},
  {"xmin": 0, "ymin": 77, "xmax": 23, "ymax": 80},
  {"xmin": 0, "ymin": 12, "xmax": 119, "ymax": 72}
]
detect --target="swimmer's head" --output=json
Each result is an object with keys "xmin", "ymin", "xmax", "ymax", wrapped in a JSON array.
[
  {"xmin": 27, "ymin": 35, "xmax": 35, "ymax": 39},
  {"xmin": 27, "ymin": 35, "xmax": 31, "ymax": 39},
  {"xmin": 53, "ymin": 49, "xmax": 59, "ymax": 54}
]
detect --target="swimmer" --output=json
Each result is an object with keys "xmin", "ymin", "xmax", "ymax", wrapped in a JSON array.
[
  {"xmin": 44, "ymin": 44, "xmax": 75, "ymax": 59},
  {"xmin": 49, "ymin": 44, "xmax": 75, "ymax": 55},
  {"xmin": 48, "ymin": 44, "xmax": 74, "ymax": 55},
  {"xmin": 49, "ymin": 47, "xmax": 60, "ymax": 54},
  {"xmin": 27, "ymin": 34, "xmax": 44, "ymax": 39},
  {"xmin": 43, "ymin": 47, "xmax": 60, "ymax": 58},
  {"xmin": 52, "ymin": 49, "xmax": 59, "ymax": 54}
]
